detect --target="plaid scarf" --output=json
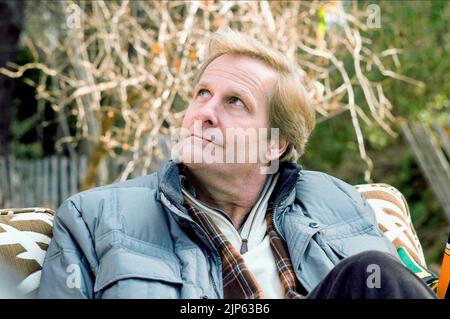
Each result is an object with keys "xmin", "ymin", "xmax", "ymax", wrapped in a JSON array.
[{"xmin": 183, "ymin": 195, "xmax": 305, "ymax": 299}]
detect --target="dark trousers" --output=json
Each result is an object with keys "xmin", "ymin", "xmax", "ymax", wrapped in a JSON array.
[{"xmin": 306, "ymin": 251, "xmax": 437, "ymax": 299}]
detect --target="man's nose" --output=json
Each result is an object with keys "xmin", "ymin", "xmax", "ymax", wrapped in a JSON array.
[{"xmin": 196, "ymin": 98, "xmax": 219, "ymax": 127}]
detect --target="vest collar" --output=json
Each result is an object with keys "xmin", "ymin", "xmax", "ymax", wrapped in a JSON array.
[{"xmin": 158, "ymin": 160, "xmax": 302, "ymax": 218}]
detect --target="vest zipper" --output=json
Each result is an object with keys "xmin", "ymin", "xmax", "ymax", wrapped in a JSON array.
[
  {"xmin": 189, "ymin": 221, "xmax": 221, "ymax": 298},
  {"xmin": 160, "ymin": 193, "xmax": 222, "ymax": 298},
  {"xmin": 272, "ymin": 204, "xmax": 286, "ymax": 242}
]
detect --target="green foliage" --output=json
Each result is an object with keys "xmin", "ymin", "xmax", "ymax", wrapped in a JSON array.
[
  {"xmin": 9, "ymin": 48, "xmax": 42, "ymax": 158},
  {"xmin": 9, "ymin": 46, "xmax": 59, "ymax": 158},
  {"xmin": 371, "ymin": 0, "xmax": 450, "ymax": 121}
]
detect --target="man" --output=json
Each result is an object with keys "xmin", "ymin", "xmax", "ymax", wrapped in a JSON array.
[{"xmin": 38, "ymin": 30, "xmax": 435, "ymax": 299}]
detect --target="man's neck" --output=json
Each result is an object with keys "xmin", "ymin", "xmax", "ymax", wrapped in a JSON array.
[{"xmin": 183, "ymin": 165, "xmax": 268, "ymax": 230}]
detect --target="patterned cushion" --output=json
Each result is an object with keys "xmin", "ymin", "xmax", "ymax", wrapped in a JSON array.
[
  {"xmin": 354, "ymin": 183, "xmax": 439, "ymax": 293},
  {"xmin": 0, "ymin": 208, "xmax": 54, "ymax": 297},
  {"xmin": 354, "ymin": 183, "xmax": 426, "ymax": 266}
]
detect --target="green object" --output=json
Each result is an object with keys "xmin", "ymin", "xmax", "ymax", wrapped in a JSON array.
[
  {"xmin": 397, "ymin": 247, "xmax": 439, "ymax": 292},
  {"xmin": 398, "ymin": 247, "xmax": 422, "ymax": 273}
]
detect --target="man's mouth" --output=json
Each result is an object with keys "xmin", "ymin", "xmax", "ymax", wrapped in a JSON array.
[{"xmin": 191, "ymin": 134, "xmax": 216, "ymax": 145}]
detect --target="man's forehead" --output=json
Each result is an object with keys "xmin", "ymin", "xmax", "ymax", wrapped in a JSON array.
[
  {"xmin": 205, "ymin": 54, "xmax": 276, "ymax": 77},
  {"xmin": 199, "ymin": 54, "xmax": 277, "ymax": 91}
]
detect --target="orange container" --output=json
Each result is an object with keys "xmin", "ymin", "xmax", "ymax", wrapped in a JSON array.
[{"xmin": 437, "ymin": 234, "xmax": 450, "ymax": 299}]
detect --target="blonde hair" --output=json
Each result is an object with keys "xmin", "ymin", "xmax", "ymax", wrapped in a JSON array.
[{"xmin": 194, "ymin": 29, "xmax": 316, "ymax": 162}]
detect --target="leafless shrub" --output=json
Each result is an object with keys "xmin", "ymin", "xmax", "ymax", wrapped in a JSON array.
[{"xmin": 1, "ymin": 0, "xmax": 423, "ymax": 186}]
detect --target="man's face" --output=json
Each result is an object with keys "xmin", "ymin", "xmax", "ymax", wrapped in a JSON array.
[{"xmin": 177, "ymin": 54, "xmax": 279, "ymax": 173}]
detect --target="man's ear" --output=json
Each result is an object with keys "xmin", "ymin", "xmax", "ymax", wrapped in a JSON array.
[{"xmin": 265, "ymin": 138, "xmax": 288, "ymax": 161}]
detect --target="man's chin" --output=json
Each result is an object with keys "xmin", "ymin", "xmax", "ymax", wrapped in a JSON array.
[
  {"xmin": 182, "ymin": 160, "xmax": 264, "ymax": 176},
  {"xmin": 182, "ymin": 161, "xmax": 224, "ymax": 170}
]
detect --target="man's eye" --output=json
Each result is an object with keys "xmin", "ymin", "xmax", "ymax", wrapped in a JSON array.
[
  {"xmin": 197, "ymin": 89, "xmax": 210, "ymax": 97},
  {"xmin": 228, "ymin": 97, "xmax": 245, "ymax": 108}
]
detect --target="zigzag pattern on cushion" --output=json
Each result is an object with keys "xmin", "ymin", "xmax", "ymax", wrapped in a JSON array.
[
  {"xmin": 354, "ymin": 183, "xmax": 427, "ymax": 267},
  {"xmin": 0, "ymin": 208, "xmax": 55, "ymax": 296}
]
